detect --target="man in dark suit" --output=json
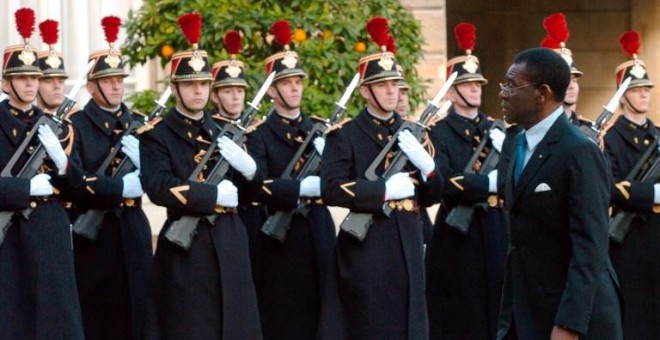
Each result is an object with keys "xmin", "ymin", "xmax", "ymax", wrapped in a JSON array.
[
  {"xmin": 497, "ymin": 47, "xmax": 622, "ymax": 340},
  {"xmin": 68, "ymin": 17, "xmax": 152, "ymax": 340},
  {"xmin": 604, "ymin": 30, "xmax": 660, "ymax": 339}
]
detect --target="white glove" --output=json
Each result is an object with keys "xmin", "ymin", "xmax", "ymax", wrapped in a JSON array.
[
  {"xmin": 397, "ymin": 130, "xmax": 435, "ymax": 178},
  {"xmin": 38, "ymin": 124, "xmax": 67, "ymax": 174},
  {"xmin": 313, "ymin": 137, "xmax": 325, "ymax": 155},
  {"xmin": 299, "ymin": 175, "xmax": 321, "ymax": 197},
  {"xmin": 384, "ymin": 172, "xmax": 415, "ymax": 201},
  {"xmin": 121, "ymin": 170, "xmax": 144, "ymax": 198},
  {"xmin": 654, "ymin": 183, "xmax": 660, "ymax": 204},
  {"xmin": 121, "ymin": 135, "xmax": 141, "ymax": 169},
  {"xmin": 29, "ymin": 173, "xmax": 53, "ymax": 196},
  {"xmin": 217, "ymin": 136, "xmax": 257, "ymax": 180},
  {"xmin": 487, "ymin": 169, "xmax": 498, "ymax": 193},
  {"xmin": 489, "ymin": 127, "xmax": 505, "ymax": 153},
  {"xmin": 216, "ymin": 179, "xmax": 238, "ymax": 207}
]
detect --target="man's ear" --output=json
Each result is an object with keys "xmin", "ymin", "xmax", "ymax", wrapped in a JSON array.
[
  {"xmin": 266, "ymin": 86, "xmax": 277, "ymax": 100},
  {"xmin": 537, "ymin": 84, "xmax": 553, "ymax": 104},
  {"xmin": 359, "ymin": 85, "xmax": 370, "ymax": 100},
  {"xmin": 85, "ymin": 81, "xmax": 95, "ymax": 95}
]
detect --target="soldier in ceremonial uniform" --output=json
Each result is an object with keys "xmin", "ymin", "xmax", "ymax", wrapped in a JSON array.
[
  {"xmin": 425, "ymin": 22, "xmax": 508, "ymax": 340},
  {"xmin": 68, "ymin": 16, "xmax": 152, "ymax": 340},
  {"xmin": 604, "ymin": 31, "xmax": 660, "ymax": 339},
  {"xmin": 318, "ymin": 17, "xmax": 443, "ymax": 339},
  {"xmin": 540, "ymin": 13, "xmax": 589, "ymax": 128},
  {"xmin": 141, "ymin": 13, "xmax": 261, "ymax": 339},
  {"xmin": 0, "ymin": 8, "xmax": 84, "ymax": 339},
  {"xmin": 36, "ymin": 20, "xmax": 68, "ymax": 114},
  {"xmin": 210, "ymin": 30, "xmax": 267, "ymax": 261},
  {"xmin": 244, "ymin": 19, "xmax": 335, "ymax": 340}
]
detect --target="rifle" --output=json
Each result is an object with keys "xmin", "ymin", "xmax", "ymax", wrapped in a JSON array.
[
  {"xmin": 261, "ymin": 73, "xmax": 360, "ymax": 242},
  {"xmin": 72, "ymin": 86, "xmax": 171, "ymax": 240},
  {"xmin": 164, "ymin": 71, "xmax": 276, "ymax": 251},
  {"xmin": 579, "ymin": 77, "xmax": 631, "ymax": 143},
  {"xmin": 444, "ymin": 120, "xmax": 505, "ymax": 234},
  {"xmin": 339, "ymin": 72, "xmax": 458, "ymax": 242},
  {"xmin": 609, "ymin": 136, "xmax": 660, "ymax": 244},
  {"xmin": 0, "ymin": 60, "xmax": 96, "ymax": 246}
]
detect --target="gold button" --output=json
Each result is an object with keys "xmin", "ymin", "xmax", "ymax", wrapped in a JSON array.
[
  {"xmin": 644, "ymin": 139, "xmax": 650, "ymax": 146},
  {"xmin": 465, "ymin": 129, "xmax": 470, "ymax": 136},
  {"xmin": 187, "ymin": 131, "xmax": 193, "ymax": 139},
  {"xmin": 30, "ymin": 201, "xmax": 37, "ymax": 208},
  {"xmin": 378, "ymin": 133, "xmax": 383, "ymax": 141},
  {"xmin": 634, "ymin": 137, "xmax": 639, "ymax": 144},
  {"xmin": 286, "ymin": 132, "xmax": 292, "ymax": 140},
  {"xmin": 403, "ymin": 199, "xmax": 413, "ymax": 211},
  {"xmin": 124, "ymin": 198, "xmax": 135, "ymax": 207},
  {"xmin": 105, "ymin": 121, "xmax": 110, "ymax": 128}
]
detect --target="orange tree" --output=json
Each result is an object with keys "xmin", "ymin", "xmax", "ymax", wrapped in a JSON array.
[{"xmin": 123, "ymin": 0, "xmax": 427, "ymax": 117}]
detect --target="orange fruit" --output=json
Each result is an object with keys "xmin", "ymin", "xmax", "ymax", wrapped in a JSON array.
[
  {"xmin": 293, "ymin": 28, "xmax": 307, "ymax": 43},
  {"xmin": 322, "ymin": 30, "xmax": 332, "ymax": 40},
  {"xmin": 354, "ymin": 42, "xmax": 366, "ymax": 53},
  {"xmin": 160, "ymin": 44, "xmax": 175, "ymax": 59}
]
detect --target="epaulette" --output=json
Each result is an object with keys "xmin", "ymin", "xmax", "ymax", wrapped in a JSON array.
[
  {"xmin": 577, "ymin": 115, "xmax": 594, "ymax": 125},
  {"xmin": 212, "ymin": 113, "xmax": 240, "ymax": 125},
  {"xmin": 245, "ymin": 119, "xmax": 266, "ymax": 134},
  {"xmin": 325, "ymin": 117, "xmax": 351, "ymax": 134},
  {"xmin": 131, "ymin": 110, "xmax": 147, "ymax": 118},
  {"xmin": 310, "ymin": 115, "xmax": 327, "ymax": 124},
  {"xmin": 63, "ymin": 106, "xmax": 80, "ymax": 123},
  {"xmin": 426, "ymin": 112, "xmax": 446, "ymax": 129},
  {"xmin": 137, "ymin": 117, "xmax": 163, "ymax": 135}
]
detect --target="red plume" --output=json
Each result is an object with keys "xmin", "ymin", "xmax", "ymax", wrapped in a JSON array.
[
  {"xmin": 386, "ymin": 35, "xmax": 397, "ymax": 54},
  {"xmin": 224, "ymin": 30, "xmax": 242, "ymax": 55},
  {"xmin": 543, "ymin": 13, "xmax": 569, "ymax": 43},
  {"xmin": 454, "ymin": 22, "xmax": 476, "ymax": 51},
  {"xmin": 366, "ymin": 16, "xmax": 389, "ymax": 47},
  {"xmin": 15, "ymin": 8, "xmax": 36, "ymax": 40},
  {"xmin": 177, "ymin": 13, "xmax": 202, "ymax": 46},
  {"xmin": 619, "ymin": 31, "xmax": 641, "ymax": 58},
  {"xmin": 540, "ymin": 35, "xmax": 561, "ymax": 49},
  {"xmin": 101, "ymin": 16, "xmax": 122, "ymax": 44},
  {"xmin": 271, "ymin": 20, "xmax": 291, "ymax": 46},
  {"xmin": 39, "ymin": 20, "xmax": 59, "ymax": 45}
]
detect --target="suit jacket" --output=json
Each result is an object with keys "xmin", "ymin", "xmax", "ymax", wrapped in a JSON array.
[{"xmin": 497, "ymin": 114, "xmax": 622, "ymax": 339}]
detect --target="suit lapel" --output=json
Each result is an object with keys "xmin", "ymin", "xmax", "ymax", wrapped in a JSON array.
[{"xmin": 511, "ymin": 114, "xmax": 568, "ymax": 206}]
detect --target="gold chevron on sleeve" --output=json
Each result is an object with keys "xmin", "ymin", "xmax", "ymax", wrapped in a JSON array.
[
  {"xmin": 169, "ymin": 185, "xmax": 190, "ymax": 205},
  {"xmin": 86, "ymin": 186, "xmax": 95, "ymax": 195},
  {"xmin": 340, "ymin": 182, "xmax": 356, "ymax": 197},
  {"xmin": 449, "ymin": 176, "xmax": 465, "ymax": 191},
  {"xmin": 262, "ymin": 179, "xmax": 273, "ymax": 195},
  {"xmin": 615, "ymin": 181, "xmax": 631, "ymax": 200}
]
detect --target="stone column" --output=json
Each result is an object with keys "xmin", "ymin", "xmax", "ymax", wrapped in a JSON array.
[
  {"xmin": 632, "ymin": 0, "xmax": 660, "ymax": 121},
  {"xmin": 401, "ymin": 0, "xmax": 447, "ymax": 109}
]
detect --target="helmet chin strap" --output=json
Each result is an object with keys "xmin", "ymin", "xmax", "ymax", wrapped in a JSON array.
[
  {"xmin": 274, "ymin": 83, "xmax": 298, "ymax": 111},
  {"xmin": 175, "ymin": 83, "xmax": 197, "ymax": 115},
  {"xmin": 454, "ymin": 85, "xmax": 478, "ymax": 108},
  {"xmin": 9, "ymin": 78, "xmax": 28, "ymax": 104},
  {"xmin": 623, "ymin": 94, "xmax": 646, "ymax": 114},
  {"xmin": 37, "ymin": 91, "xmax": 55, "ymax": 111},
  {"xmin": 95, "ymin": 80, "xmax": 114, "ymax": 108},
  {"xmin": 367, "ymin": 85, "xmax": 389, "ymax": 114}
]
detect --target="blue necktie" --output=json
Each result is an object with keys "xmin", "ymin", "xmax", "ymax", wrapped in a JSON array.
[{"xmin": 513, "ymin": 133, "xmax": 527, "ymax": 185}]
